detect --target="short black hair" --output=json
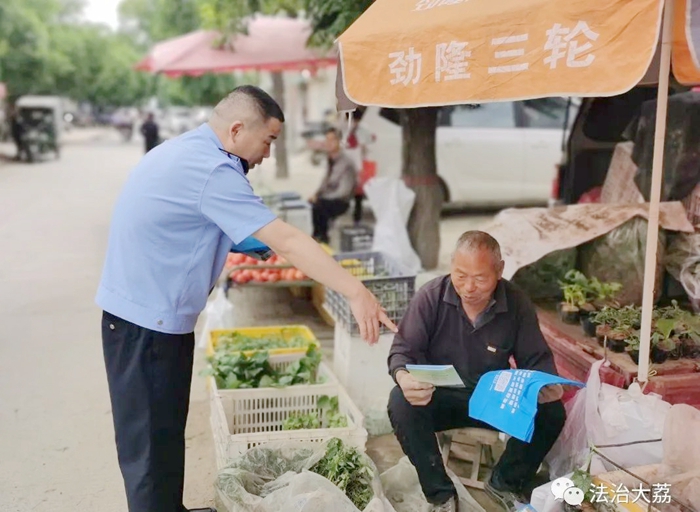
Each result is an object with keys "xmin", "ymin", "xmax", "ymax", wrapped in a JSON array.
[{"xmin": 231, "ymin": 85, "xmax": 285, "ymax": 123}]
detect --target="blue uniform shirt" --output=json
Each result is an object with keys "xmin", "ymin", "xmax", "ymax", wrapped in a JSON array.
[{"xmin": 96, "ymin": 124, "xmax": 277, "ymax": 334}]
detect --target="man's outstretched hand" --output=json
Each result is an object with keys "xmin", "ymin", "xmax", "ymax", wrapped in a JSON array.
[{"xmin": 348, "ymin": 286, "xmax": 398, "ymax": 344}]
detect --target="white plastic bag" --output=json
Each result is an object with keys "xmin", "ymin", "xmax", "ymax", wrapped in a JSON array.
[
  {"xmin": 364, "ymin": 177, "xmax": 422, "ymax": 274},
  {"xmin": 380, "ymin": 456, "xmax": 486, "ymax": 512},
  {"xmin": 197, "ymin": 286, "xmax": 235, "ymax": 349},
  {"xmin": 546, "ymin": 360, "xmax": 670, "ymax": 478},
  {"xmin": 216, "ymin": 439, "xmax": 395, "ymax": 512}
]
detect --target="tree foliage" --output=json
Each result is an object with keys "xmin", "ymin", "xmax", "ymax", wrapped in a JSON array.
[
  {"xmin": 0, "ymin": 0, "xmax": 153, "ymax": 106},
  {"xmin": 303, "ymin": 0, "xmax": 373, "ymax": 48}
]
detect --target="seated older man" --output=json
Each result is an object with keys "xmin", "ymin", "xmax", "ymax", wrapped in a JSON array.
[{"xmin": 387, "ymin": 231, "xmax": 566, "ymax": 512}]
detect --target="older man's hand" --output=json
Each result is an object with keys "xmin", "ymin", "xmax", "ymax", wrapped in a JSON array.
[
  {"xmin": 397, "ymin": 370, "xmax": 435, "ymax": 406},
  {"xmin": 538, "ymin": 384, "xmax": 564, "ymax": 403}
]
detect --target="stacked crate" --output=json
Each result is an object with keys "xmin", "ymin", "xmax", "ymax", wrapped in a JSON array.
[
  {"xmin": 207, "ymin": 326, "xmax": 368, "ymax": 470},
  {"xmin": 324, "ymin": 251, "xmax": 417, "ymax": 435}
]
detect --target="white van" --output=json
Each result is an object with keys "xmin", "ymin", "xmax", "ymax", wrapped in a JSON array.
[{"xmin": 360, "ymin": 98, "xmax": 578, "ymax": 206}]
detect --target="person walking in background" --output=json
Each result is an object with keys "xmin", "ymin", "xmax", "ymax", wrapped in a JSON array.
[
  {"xmin": 309, "ymin": 127, "xmax": 357, "ymax": 244},
  {"xmin": 140, "ymin": 112, "xmax": 160, "ymax": 153}
]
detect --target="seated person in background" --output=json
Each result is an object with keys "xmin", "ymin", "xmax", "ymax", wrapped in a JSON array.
[
  {"xmin": 387, "ymin": 230, "xmax": 566, "ymax": 512},
  {"xmin": 308, "ymin": 127, "xmax": 357, "ymax": 244}
]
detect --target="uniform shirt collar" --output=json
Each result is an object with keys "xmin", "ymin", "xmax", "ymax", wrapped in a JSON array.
[{"xmin": 199, "ymin": 123, "xmax": 250, "ymax": 175}]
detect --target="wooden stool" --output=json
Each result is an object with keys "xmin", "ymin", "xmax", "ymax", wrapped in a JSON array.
[{"xmin": 438, "ymin": 428, "xmax": 502, "ymax": 490}]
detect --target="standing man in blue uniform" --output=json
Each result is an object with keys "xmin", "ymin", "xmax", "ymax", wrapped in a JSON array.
[{"xmin": 96, "ymin": 85, "xmax": 397, "ymax": 512}]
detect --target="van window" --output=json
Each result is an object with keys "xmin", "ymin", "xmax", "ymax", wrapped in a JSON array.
[
  {"xmin": 440, "ymin": 103, "xmax": 516, "ymax": 128},
  {"xmin": 581, "ymin": 88, "xmax": 658, "ymax": 142},
  {"xmin": 519, "ymin": 98, "xmax": 572, "ymax": 129}
]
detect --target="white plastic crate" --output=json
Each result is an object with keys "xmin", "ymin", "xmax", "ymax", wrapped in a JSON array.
[
  {"xmin": 277, "ymin": 200, "xmax": 313, "ymax": 236},
  {"xmin": 209, "ymin": 361, "xmax": 367, "ymax": 469}
]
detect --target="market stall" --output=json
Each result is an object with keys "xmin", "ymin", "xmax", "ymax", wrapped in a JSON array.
[
  {"xmin": 333, "ymin": 0, "xmax": 700, "ymax": 510},
  {"xmin": 333, "ymin": 0, "xmax": 700, "ymax": 388}
]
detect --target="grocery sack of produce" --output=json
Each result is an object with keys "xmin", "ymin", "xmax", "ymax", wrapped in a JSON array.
[
  {"xmin": 665, "ymin": 233, "xmax": 700, "ymax": 313},
  {"xmin": 216, "ymin": 438, "xmax": 394, "ymax": 512},
  {"xmin": 511, "ymin": 248, "xmax": 578, "ymax": 300},
  {"xmin": 579, "ymin": 217, "xmax": 666, "ymax": 306}
]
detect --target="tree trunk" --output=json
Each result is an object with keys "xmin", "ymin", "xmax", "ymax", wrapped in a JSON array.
[
  {"xmin": 400, "ymin": 107, "xmax": 441, "ymax": 270},
  {"xmin": 271, "ymin": 71, "xmax": 289, "ymax": 179}
]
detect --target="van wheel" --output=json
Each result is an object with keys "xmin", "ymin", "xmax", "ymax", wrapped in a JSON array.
[{"xmin": 438, "ymin": 177, "xmax": 450, "ymax": 204}]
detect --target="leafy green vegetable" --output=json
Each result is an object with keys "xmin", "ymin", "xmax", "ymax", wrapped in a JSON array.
[
  {"xmin": 282, "ymin": 395, "xmax": 349, "ymax": 431},
  {"xmin": 204, "ymin": 345, "xmax": 322, "ymax": 389},
  {"xmin": 571, "ymin": 468, "xmax": 594, "ymax": 503},
  {"xmin": 216, "ymin": 332, "xmax": 309, "ymax": 352},
  {"xmin": 310, "ymin": 438, "xmax": 374, "ymax": 510}
]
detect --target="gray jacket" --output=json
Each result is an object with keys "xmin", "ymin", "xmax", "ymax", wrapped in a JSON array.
[{"xmin": 317, "ymin": 152, "xmax": 357, "ymax": 201}]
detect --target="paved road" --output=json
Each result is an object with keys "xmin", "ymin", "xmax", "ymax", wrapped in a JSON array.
[{"xmin": 0, "ymin": 129, "xmax": 216, "ymax": 512}]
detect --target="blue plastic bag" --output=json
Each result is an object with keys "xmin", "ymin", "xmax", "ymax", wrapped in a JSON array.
[{"xmin": 469, "ymin": 369, "xmax": 584, "ymax": 443}]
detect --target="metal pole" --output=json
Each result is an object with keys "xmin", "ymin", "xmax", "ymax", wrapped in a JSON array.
[{"xmin": 638, "ymin": 0, "xmax": 674, "ymax": 383}]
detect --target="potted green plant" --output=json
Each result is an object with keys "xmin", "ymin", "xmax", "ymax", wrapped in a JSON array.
[
  {"xmin": 653, "ymin": 301, "xmax": 700, "ymax": 359},
  {"xmin": 606, "ymin": 326, "xmax": 630, "ymax": 353},
  {"xmin": 559, "ymin": 283, "xmax": 586, "ymax": 324},
  {"xmin": 675, "ymin": 311, "xmax": 700, "ymax": 359},
  {"xmin": 592, "ymin": 306, "xmax": 618, "ymax": 344},
  {"xmin": 626, "ymin": 331, "xmax": 641, "ymax": 365},
  {"xmin": 589, "ymin": 277, "xmax": 622, "ymax": 311},
  {"xmin": 650, "ymin": 318, "xmax": 676, "ymax": 364}
]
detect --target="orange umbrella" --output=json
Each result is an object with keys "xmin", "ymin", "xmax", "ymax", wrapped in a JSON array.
[
  {"xmin": 336, "ymin": 0, "xmax": 699, "ymax": 108},
  {"xmin": 336, "ymin": 0, "xmax": 700, "ymax": 382}
]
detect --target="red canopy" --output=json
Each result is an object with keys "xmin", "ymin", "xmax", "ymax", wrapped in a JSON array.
[{"xmin": 135, "ymin": 16, "xmax": 336, "ymax": 77}]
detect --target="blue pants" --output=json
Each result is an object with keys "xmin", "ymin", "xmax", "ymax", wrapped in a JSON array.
[{"xmin": 102, "ymin": 311, "xmax": 194, "ymax": 512}]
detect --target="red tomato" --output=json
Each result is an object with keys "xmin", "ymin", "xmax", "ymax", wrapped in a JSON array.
[
  {"xmin": 294, "ymin": 270, "xmax": 305, "ymax": 281},
  {"xmin": 268, "ymin": 274, "xmax": 280, "ymax": 283}
]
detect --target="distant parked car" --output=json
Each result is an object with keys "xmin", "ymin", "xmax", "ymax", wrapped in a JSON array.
[
  {"xmin": 361, "ymin": 98, "xmax": 579, "ymax": 207},
  {"xmin": 162, "ymin": 107, "xmax": 196, "ymax": 137}
]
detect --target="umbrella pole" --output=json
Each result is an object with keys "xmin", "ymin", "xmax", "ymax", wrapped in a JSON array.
[{"xmin": 638, "ymin": 0, "xmax": 674, "ymax": 383}]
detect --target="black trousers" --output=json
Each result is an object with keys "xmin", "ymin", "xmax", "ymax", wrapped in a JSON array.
[
  {"xmin": 353, "ymin": 194, "xmax": 364, "ymax": 224},
  {"xmin": 388, "ymin": 386, "xmax": 566, "ymax": 505},
  {"xmin": 312, "ymin": 198, "xmax": 350, "ymax": 243},
  {"xmin": 102, "ymin": 311, "xmax": 194, "ymax": 512}
]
